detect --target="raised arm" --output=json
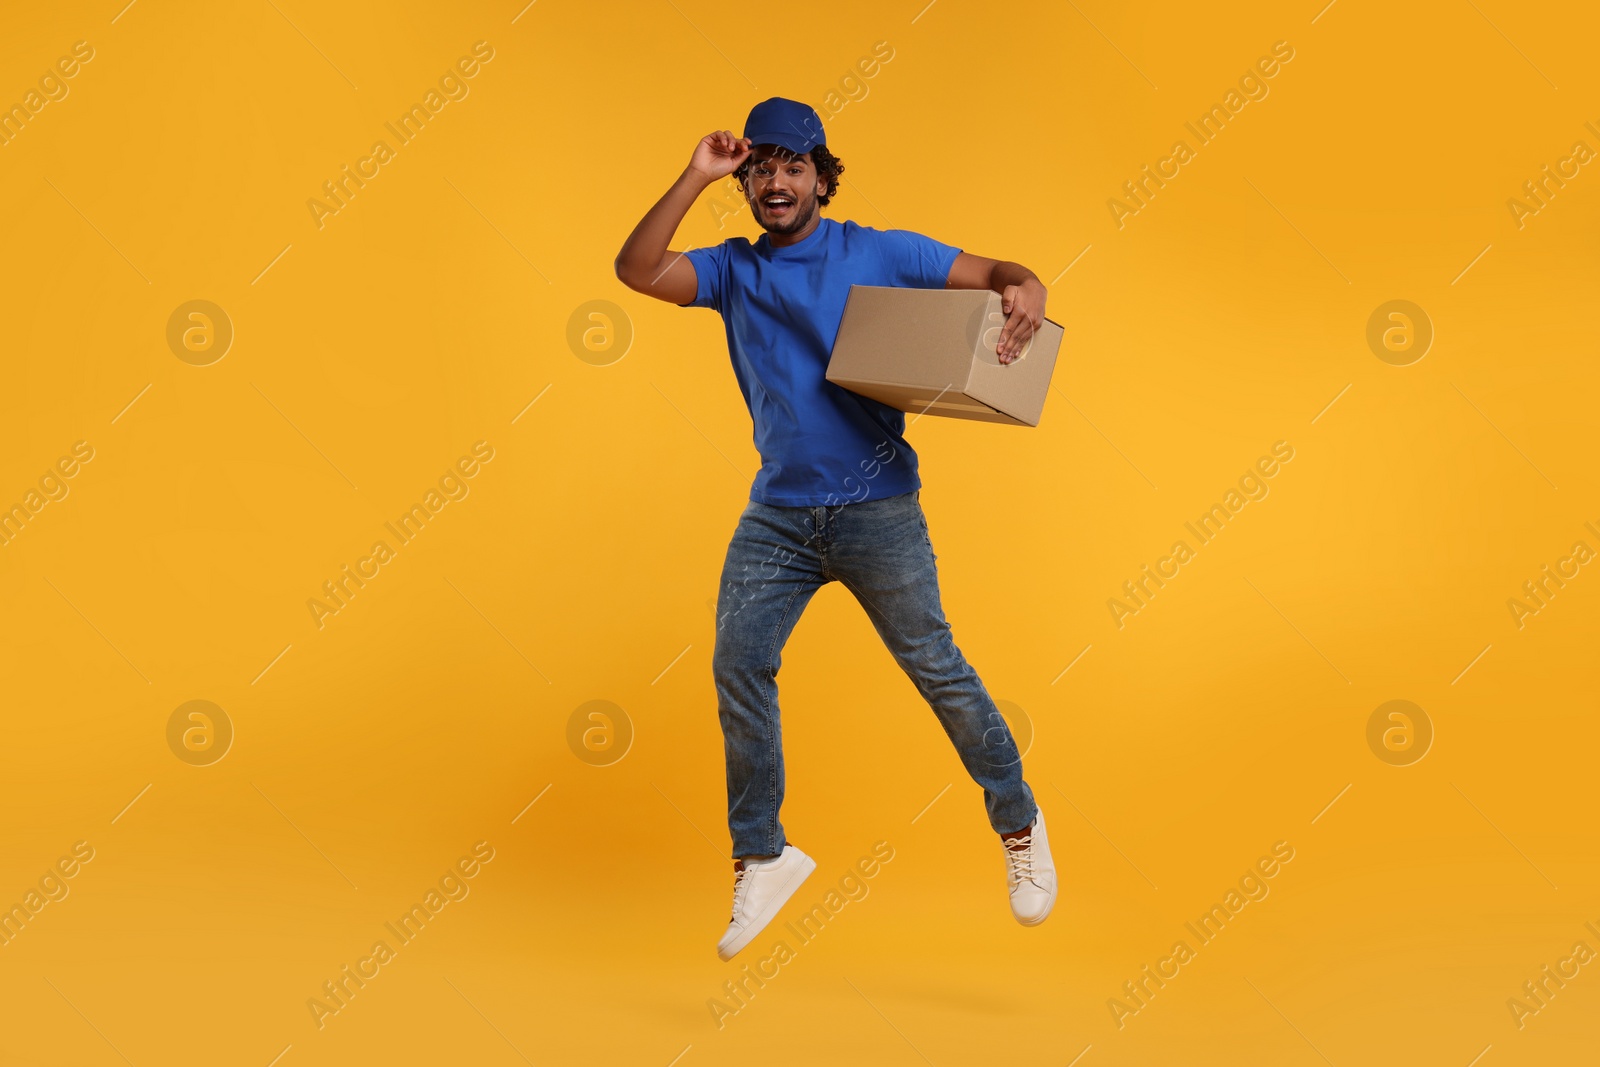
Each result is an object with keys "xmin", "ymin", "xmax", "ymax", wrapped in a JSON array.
[
  {"xmin": 946, "ymin": 252, "xmax": 1048, "ymax": 364},
  {"xmin": 615, "ymin": 130, "xmax": 752, "ymax": 304}
]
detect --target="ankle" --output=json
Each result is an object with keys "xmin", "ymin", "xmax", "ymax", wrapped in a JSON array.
[{"xmin": 735, "ymin": 848, "xmax": 786, "ymax": 869}]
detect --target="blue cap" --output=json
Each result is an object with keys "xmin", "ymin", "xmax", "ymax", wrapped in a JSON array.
[{"xmin": 743, "ymin": 97, "xmax": 826, "ymax": 155}]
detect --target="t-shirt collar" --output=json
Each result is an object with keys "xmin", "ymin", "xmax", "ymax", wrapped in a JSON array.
[{"xmin": 757, "ymin": 216, "xmax": 830, "ymax": 257}]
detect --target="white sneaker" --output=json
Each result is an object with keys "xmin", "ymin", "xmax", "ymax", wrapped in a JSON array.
[
  {"xmin": 1003, "ymin": 807, "xmax": 1057, "ymax": 926},
  {"xmin": 717, "ymin": 844, "xmax": 816, "ymax": 961}
]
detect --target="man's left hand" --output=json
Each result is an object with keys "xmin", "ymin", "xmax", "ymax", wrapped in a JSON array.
[{"xmin": 997, "ymin": 278, "xmax": 1047, "ymax": 364}]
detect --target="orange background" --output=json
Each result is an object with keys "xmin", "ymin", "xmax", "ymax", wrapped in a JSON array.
[{"xmin": 1, "ymin": 1, "xmax": 1597, "ymax": 1064}]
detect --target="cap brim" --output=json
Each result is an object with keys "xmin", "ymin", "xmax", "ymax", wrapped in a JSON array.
[{"xmin": 743, "ymin": 132, "xmax": 819, "ymax": 155}]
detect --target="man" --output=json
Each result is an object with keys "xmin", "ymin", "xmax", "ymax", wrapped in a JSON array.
[{"xmin": 616, "ymin": 97, "xmax": 1057, "ymax": 961}]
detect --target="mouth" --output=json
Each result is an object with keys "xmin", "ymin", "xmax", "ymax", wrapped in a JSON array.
[{"xmin": 760, "ymin": 194, "xmax": 796, "ymax": 218}]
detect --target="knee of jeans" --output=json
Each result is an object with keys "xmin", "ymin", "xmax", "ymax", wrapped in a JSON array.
[
  {"xmin": 713, "ymin": 632, "xmax": 775, "ymax": 680},
  {"xmin": 899, "ymin": 629, "xmax": 965, "ymax": 676}
]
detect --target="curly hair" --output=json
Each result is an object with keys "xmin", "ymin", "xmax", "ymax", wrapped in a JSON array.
[{"xmin": 734, "ymin": 144, "xmax": 846, "ymax": 206}]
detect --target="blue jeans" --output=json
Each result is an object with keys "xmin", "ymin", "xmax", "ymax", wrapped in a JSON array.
[{"xmin": 712, "ymin": 488, "xmax": 1038, "ymax": 858}]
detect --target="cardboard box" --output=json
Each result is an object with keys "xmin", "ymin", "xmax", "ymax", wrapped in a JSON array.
[{"xmin": 826, "ymin": 285, "xmax": 1065, "ymax": 426}]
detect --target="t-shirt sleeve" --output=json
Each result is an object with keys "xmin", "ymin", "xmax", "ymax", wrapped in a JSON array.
[
  {"xmin": 676, "ymin": 243, "xmax": 728, "ymax": 312},
  {"xmin": 878, "ymin": 228, "xmax": 963, "ymax": 289}
]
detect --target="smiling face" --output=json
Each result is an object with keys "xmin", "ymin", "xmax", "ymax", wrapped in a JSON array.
[{"xmin": 742, "ymin": 144, "xmax": 828, "ymax": 238}]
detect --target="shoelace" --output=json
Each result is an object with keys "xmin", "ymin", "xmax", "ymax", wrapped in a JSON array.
[
  {"xmin": 1004, "ymin": 833, "xmax": 1037, "ymax": 887},
  {"xmin": 730, "ymin": 864, "xmax": 754, "ymax": 919}
]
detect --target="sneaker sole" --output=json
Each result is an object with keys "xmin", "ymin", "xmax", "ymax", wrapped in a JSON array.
[{"xmin": 717, "ymin": 851, "xmax": 817, "ymax": 961}]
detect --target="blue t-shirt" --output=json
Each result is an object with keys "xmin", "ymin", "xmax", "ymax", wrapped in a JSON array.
[{"xmin": 680, "ymin": 217, "xmax": 962, "ymax": 506}]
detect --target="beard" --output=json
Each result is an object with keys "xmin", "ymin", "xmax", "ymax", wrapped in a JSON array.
[{"xmin": 752, "ymin": 192, "xmax": 819, "ymax": 235}]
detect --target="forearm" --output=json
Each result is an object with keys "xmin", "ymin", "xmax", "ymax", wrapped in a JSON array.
[
  {"xmin": 615, "ymin": 167, "xmax": 711, "ymax": 288},
  {"xmin": 985, "ymin": 259, "xmax": 1041, "ymax": 295}
]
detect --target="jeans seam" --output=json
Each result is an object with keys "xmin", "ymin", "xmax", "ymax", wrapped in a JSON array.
[{"xmin": 760, "ymin": 579, "xmax": 808, "ymax": 856}]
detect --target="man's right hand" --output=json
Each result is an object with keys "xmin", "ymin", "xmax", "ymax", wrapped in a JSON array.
[
  {"xmin": 617, "ymin": 132, "xmax": 750, "ymax": 304},
  {"xmin": 688, "ymin": 131, "xmax": 752, "ymax": 183}
]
